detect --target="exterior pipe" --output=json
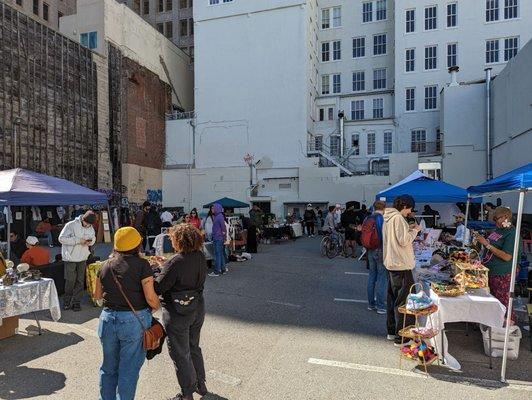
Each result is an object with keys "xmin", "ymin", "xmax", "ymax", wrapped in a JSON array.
[
  {"xmin": 485, "ymin": 68, "xmax": 492, "ymax": 180},
  {"xmin": 339, "ymin": 111, "xmax": 345, "ymax": 156}
]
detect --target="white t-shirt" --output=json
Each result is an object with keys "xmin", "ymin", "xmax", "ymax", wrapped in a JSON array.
[{"xmin": 160, "ymin": 211, "xmax": 173, "ymax": 223}]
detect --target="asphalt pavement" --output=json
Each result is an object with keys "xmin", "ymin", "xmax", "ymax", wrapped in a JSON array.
[{"xmin": 1, "ymin": 237, "xmax": 531, "ymax": 399}]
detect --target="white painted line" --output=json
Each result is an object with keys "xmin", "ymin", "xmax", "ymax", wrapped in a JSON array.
[
  {"xmin": 344, "ymin": 272, "xmax": 369, "ymax": 276},
  {"xmin": 334, "ymin": 298, "xmax": 367, "ymax": 303},
  {"xmin": 308, "ymin": 358, "xmax": 532, "ymax": 392},
  {"xmin": 207, "ymin": 370, "xmax": 242, "ymax": 386},
  {"xmin": 267, "ymin": 300, "xmax": 303, "ymax": 308}
]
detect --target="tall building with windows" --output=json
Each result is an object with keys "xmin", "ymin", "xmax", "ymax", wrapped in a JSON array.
[
  {"xmin": 4, "ymin": 0, "xmax": 76, "ymax": 29},
  {"xmin": 118, "ymin": 0, "xmax": 195, "ymax": 61}
]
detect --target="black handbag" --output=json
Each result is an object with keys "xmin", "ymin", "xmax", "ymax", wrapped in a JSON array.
[{"xmin": 170, "ymin": 289, "xmax": 202, "ymax": 316}]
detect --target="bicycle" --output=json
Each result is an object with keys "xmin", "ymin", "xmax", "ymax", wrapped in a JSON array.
[{"xmin": 323, "ymin": 229, "xmax": 347, "ymax": 259}]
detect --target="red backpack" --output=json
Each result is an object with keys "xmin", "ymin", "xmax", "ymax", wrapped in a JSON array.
[{"xmin": 361, "ymin": 215, "xmax": 381, "ymax": 250}]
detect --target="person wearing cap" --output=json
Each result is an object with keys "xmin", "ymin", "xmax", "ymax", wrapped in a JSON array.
[
  {"xmin": 382, "ymin": 194, "xmax": 421, "ymax": 345},
  {"xmin": 94, "ymin": 227, "xmax": 160, "ymax": 400},
  {"xmin": 20, "ymin": 236, "xmax": 51, "ymax": 268},
  {"xmin": 59, "ymin": 210, "xmax": 97, "ymax": 311},
  {"xmin": 303, "ymin": 203, "xmax": 317, "ymax": 237},
  {"xmin": 134, "ymin": 201, "xmax": 152, "ymax": 242},
  {"xmin": 453, "ymin": 213, "xmax": 470, "ymax": 244}
]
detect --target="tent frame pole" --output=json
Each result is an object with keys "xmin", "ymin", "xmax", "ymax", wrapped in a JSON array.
[
  {"xmin": 6, "ymin": 206, "xmax": 11, "ymax": 260},
  {"xmin": 500, "ymin": 189, "xmax": 526, "ymax": 382},
  {"xmin": 464, "ymin": 199, "xmax": 471, "ymax": 243}
]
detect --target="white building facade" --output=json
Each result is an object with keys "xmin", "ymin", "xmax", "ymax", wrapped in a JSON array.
[{"xmin": 163, "ymin": 0, "xmax": 532, "ymax": 216}]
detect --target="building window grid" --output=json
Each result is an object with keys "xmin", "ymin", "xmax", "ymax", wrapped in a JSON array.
[
  {"xmin": 447, "ymin": 3, "xmax": 457, "ymax": 27},
  {"xmin": 33, "ymin": 0, "xmax": 39, "ymax": 15},
  {"xmin": 486, "ymin": 39, "xmax": 499, "ymax": 63},
  {"xmin": 486, "ymin": 0, "xmax": 499, "ymax": 22},
  {"xmin": 376, "ymin": 0, "xmax": 386, "ymax": 21},
  {"xmin": 351, "ymin": 100, "xmax": 365, "ymax": 120},
  {"xmin": 504, "ymin": 37, "xmax": 518, "ymax": 61},
  {"xmin": 425, "ymin": 45, "xmax": 437, "ymax": 70},
  {"xmin": 321, "ymin": 75, "xmax": 330, "ymax": 95},
  {"xmin": 373, "ymin": 68, "xmax": 386, "ymax": 90},
  {"xmin": 332, "ymin": 74, "xmax": 341, "ymax": 94},
  {"xmin": 363, "ymin": 2, "xmax": 373, "ymax": 23},
  {"xmin": 43, "ymin": 2, "xmax": 49, "ymax": 20},
  {"xmin": 425, "ymin": 6, "xmax": 437, "ymax": 30},
  {"xmin": 321, "ymin": 8, "xmax": 330, "ymax": 29},
  {"xmin": 180, "ymin": 19, "xmax": 188, "ymax": 36},
  {"xmin": 373, "ymin": 34, "xmax": 386, "ymax": 55},
  {"xmin": 328, "ymin": 107, "xmax": 334, "ymax": 120},
  {"xmin": 158, "ymin": 0, "xmax": 164, "ymax": 12},
  {"xmin": 353, "ymin": 37, "xmax": 365, "ymax": 58},
  {"xmin": 447, "ymin": 43, "xmax": 457, "ymax": 68},
  {"xmin": 373, "ymin": 98, "xmax": 384, "ymax": 119},
  {"xmin": 384, "ymin": 131, "xmax": 392, "ymax": 154},
  {"xmin": 411, "ymin": 130, "xmax": 427, "ymax": 153},
  {"xmin": 143, "ymin": 0, "xmax": 150, "ymax": 14},
  {"xmin": 367, "ymin": 132, "xmax": 376, "ymax": 155},
  {"xmin": 352, "ymin": 134, "xmax": 360, "ymax": 155},
  {"xmin": 321, "ymin": 42, "xmax": 330, "ymax": 62},
  {"xmin": 332, "ymin": 7, "xmax": 341, "ymax": 27},
  {"xmin": 165, "ymin": 21, "xmax": 173, "ymax": 38},
  {"xmin": 424, "ymin": 86, "xmax": 437, "ymax": 110},
  {"xmin": 332, "ymin": 40, "xmax": 341, "ymax": 60},
  {"xmin": 352, "ymin": 71, "xmax": 365, "ymax": 92},
  {"xmin": 406, "ymin": 48, "xmax": 415, "ymax": 72},
  {"xmin": 406, "ymin": 88, "xmax": 415, "ymax": 111},
  {"xmin": 504, "ymin": 0, "xmax": 518, "ymax": 19},
  {"xmin": 406, "ymin": 9, "xmax": 415, "ymax": 33}
]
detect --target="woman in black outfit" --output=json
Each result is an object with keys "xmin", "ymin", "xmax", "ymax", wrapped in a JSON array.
[{"xmin": 155, "ymin": 223, "xmax": 208, "ymax": 400}]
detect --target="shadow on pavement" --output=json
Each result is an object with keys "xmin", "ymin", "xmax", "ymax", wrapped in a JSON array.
[
  {"xmin": 203, "ymin": 393, "xmax": 230, "ymax": 400},
  {"xmin": 0, "ymin": 330, "xmax": 83, "ymax": 399}
]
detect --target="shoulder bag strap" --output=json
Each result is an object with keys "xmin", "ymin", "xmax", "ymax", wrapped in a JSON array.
[{"xmin": 109, "ymin": 264, "xmax": 147, "ymax": 331}]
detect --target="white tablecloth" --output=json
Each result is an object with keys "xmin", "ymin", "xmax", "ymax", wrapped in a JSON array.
[
  {"xmin": 427, "ymin": 290, "xmax": 505, "ymax": 370},
  {"xmin": 290, "ymin": 223, "xmax": 303, "ymax": 238},
  {"xmin": 0, "ymin": 278, "xmax": 61, "ymax": 323}
]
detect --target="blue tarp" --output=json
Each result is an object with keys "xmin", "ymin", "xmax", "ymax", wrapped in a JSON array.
[
  {"xmin": 0, "ymin": 168, "xmax": 108, "ymax": 206},
  {"xmin": 377, "ymin": 171, "xmax": 472, "ymax": 203},
  {"xmin": 467, "ymin": 163, "xmax": 532, "ymax": 195},
  {"xmin": 203, "ymin": 197, "xmax": 249, "ymax": 209}
]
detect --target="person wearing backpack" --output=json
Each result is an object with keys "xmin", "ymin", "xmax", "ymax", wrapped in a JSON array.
[{"xmin": 362, "ymin": 200, "xmax": 387, "ymax": 314}]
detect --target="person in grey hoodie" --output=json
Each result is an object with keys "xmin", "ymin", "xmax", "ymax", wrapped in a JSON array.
[
  {"xmin": 59, "ymin": 210, "xmax": 97, "ymax": 311},
  {"xmin": 382, "ymin": 195, "xmax": 421, "ymax": 345}
]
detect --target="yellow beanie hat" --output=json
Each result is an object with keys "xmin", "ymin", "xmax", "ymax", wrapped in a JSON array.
[{"xmin": 114, "ymin": 227, "xmax": 142, "ymax": 252}]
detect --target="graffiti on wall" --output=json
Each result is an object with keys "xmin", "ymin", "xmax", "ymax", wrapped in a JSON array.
[{"xmin": 147, "ymin": 189, "xmax": 162, "ymax": 205}]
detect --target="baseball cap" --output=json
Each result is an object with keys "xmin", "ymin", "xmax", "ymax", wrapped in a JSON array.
[{"xmin": 26, "ymin": 236, "xmax": 39, "ymax": 246}]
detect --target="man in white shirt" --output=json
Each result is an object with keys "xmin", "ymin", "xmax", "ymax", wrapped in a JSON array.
[{"xmin": 160, "ymin": 210, "xmax": 174, "ymax": 225}]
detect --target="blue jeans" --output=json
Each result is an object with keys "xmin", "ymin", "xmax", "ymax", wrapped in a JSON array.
[
  {"xmin": 213, "ymin": 239, "xmax": 226, "ymax": 274},
  {"xmin": 98, "ymin": 308, "xmax": 152, "ymax": 400},
  {"xmin": 44, "ymin": 231, "xmax": 53, "ymax": 246},
  {"xmin": 367, "ymin": 249, "xmax": 387, "ymax": 310}
]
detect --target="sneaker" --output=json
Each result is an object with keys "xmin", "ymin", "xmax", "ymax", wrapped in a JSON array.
[
  {"xmin": 72, "ymin": 303, "xmax": 81, "ymax": 312},
  {"xmin": 386, "ymin": 334, "xmax": 396, "ymax": 341},
  {"xmin": 367, "ymin": 306, "xmax": 376, "ymax": 311},
  {"xmin": 394, "ymin": 338, "xmax": 413, "ymax": 347},
  {"xmin": 63, "ymin": 302, "xmax": 71, "ymax": 311},
  {"xmin": 208, "ymin": 272, "xmax": 221, "ymax": 277},
  {"xmin": 376, "ymin": 309, "xmax": 387, "ymax": 315}
]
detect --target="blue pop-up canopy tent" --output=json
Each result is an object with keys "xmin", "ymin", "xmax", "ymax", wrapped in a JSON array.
[
  {"xmin": 377, "ymin": 171, "xmax": 472, "ymax": 203},
  {"xmin": 466, "ymin": 162, "xmax": 531, "ymax": 382},
  {"xmin": 0, "ymin": 169, "xmax": 108, "ymax": 259},
  {"xmin": 203, "ymin": 197, "xmax": 249, "ymax": 209}
]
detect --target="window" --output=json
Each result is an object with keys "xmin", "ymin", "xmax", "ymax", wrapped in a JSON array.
[
  {"xmin": 411, "ymin": 130, "xmax": 427, "ymax": 153},
  {"xmin": 373, "ymin": 98, "xmax": 384, "ymax": 119},
  {"xmin": 157, "ymin": 23, "xmax": 164, "ymax": 33},
  {"xmin": 373, "ymin": 33, "xmax": 386, "ymax": 55},
  {"xmin": 367, "ymin": 132, "xmax": 376, "ymax": 155},
  {"xmin": 315, "ymin": 136, "xmax": 323, "ymax": 151},
  {"xmin": 321, "ymin": 8, "xmax": 330, "ymax": 29},
  {"xmin": 447, "ymin": 43, "xmax": 457, "ymax": 68},
  {"xmin": 376, "ymin": 0, "xmax": 386, "ymax": 20},
  {"xmin": 332, "ymin": 7, "xmax": 342, "ymax": 27},
  {"xmin": 180, "ymin": 19, "xmax": 188, "ymax": 36},
  {"xmin": 424, "ymin": 6, "xmax": 437, "ymax": 30},
  {"xmin": 158, "ymin": 0, "xmax": 164, "ymax": 12},
  {"xmin": 384, "ymin": 131, "xmax": 392, "ymax": 154},
  {"xmin": 486, "ymin": 0, "xmax": 499, "ymax": 22},
  {"xmin": 406, "ymin": 88, "xmax": 415, "ymax": 111},
  {"xmin": 447, "ymin": 3, "xmax": 457, "ymax": 27},
  {"xmin": 406, "ymin": 9, "xmax": 415, "ymax": 33},
  {"xmin": 321, "ymin": 42, "xmax": 330, "ymax": 62},
  {"xmin": 424, "ymin": 86, "xmax": 437, "ymax": 110},
  {"xmin": 504, "ymin": 37, "xmax": 518, "ymax": 61},
  {"xmin": 43, "ymin": 2, "xmax": 48, "ymax": 20},
  {"xmin": 166, "ymin": 0, "xmax": 173, "ymax": 11},
  {"xmin": 16, "ymin": 0, "xmax": 23, "ymax": 5},
  {"xmin": 33, "ymin": 0, "xmax": 39, "ymax": 15},
  {"xmin": 332, "ymin": 74, "xmax": 341, "ymax": 94},
  {"xmin": 165, "ymin": 21, "xmax": 173, "ymax": 38},
  {"xmin": 351, "ymin": 100, "xmax": 365, "ymax": 120},
  {"xmin": 373, "ymin": 68, "xmax": 386, "ymax": 90},
  {"xmin": 328, "ymin": 107, "xmax": 334, "ymax": 120},
  {"xmin": 321, "ymin": 75, "xmax": 330, "ymax": 95},
  {"xmin": 353, "ymin": 37, "xmax": 365, "ymax": 58},
  {"xmin": 351, "ymin": 134, "xmax": 360, "ymax": 155},
  {"xmin": 189, "ymin": 18, "xmax": 194, "ymax": 35},
  {"xmin": 486, "ymin": 39, "xmax": 499, "ymax": 63},
  {"xmin": 424, "ymin": 45, "xmax": 437, "ymax": 70},
  {"xmin": 406, "ymin": 48, "xmax": 415, "ymax": 72},
  {"xmin": 363, "ymin": 2, "xmax": 373, "ymax": 22},
  {"xmin": 180, "ymin": 0, "xmax": 188, "ymax": 8},
  {"xmin": 332, "ymin": 40, "xmax": 341, "ymax": 60},
  {"xmin": 504, "ymin": 0, "xmax": 518, "ymax": 19},
  {"xmin": 352, "ymin": 71, "xmax": 365, "ymax": 92},
  {"xmin": 209, "ymin": 0, "xmax": 219, "ymax": 4},
  {"xmin": 80, "ymin": 31, "xmax": 98, "ymax": 50},
  {"xmin": 143, "ymin": 0, "xmax": 150, "ymax": 14},
  {"xmin": 319, "ymin": 108, "xmax": 325, "ymax": 121}
]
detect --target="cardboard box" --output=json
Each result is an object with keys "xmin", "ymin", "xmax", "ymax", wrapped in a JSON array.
[{"xmin": 0, "ymin": 316, "xmax": 19, "ymax": 340}]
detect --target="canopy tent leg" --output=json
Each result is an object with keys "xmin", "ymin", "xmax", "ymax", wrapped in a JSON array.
[
  {"xmin": 500, "ymin": 189, "xmax": 526, "ymax": 382},
  {"xmin": 464, "ymin": 199, "xmax": 471, "ymax": 243},
  {"xmin": 107, "ymin": 204, "xmax": 114, "ymax": 236},
  {"xmin": 480, "ymin": 201, "xmax": 484, "ymax": 221},
  {"xmin": 6, "ymin": 206, "xmax": 11, "ymax": 260}
]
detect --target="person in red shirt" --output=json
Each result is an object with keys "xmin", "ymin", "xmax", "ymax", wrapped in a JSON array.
[
  {"xmin": 189, "ymin": 208, "xmax": 202, "ymax": 230},
  {"xmin": 21, "ymin": 236, "xmax": 51, "ymax": 268}
]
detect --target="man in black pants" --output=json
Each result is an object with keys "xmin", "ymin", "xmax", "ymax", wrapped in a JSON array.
[
  {"xmin": 303, "ymin": 204, "xmax": 316, "ymax": 237},
  {"xmin": 382, "ymin": 195, "xmax": 421, "ymax": 345}
]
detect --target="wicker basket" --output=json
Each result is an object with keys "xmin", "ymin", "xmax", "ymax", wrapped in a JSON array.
[{"xmin": 430, "ymin": 282, "xmax": 465, "ymax": 297}]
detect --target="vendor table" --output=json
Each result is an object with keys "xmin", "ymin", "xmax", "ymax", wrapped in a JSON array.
[
  {"xmin": 0, "ymin": 278, "xmax": 61, "ymax": 334},
  {"xmin": 290, "ymin": 223, "xmax": 303, "ymax": 238},
  {"xmin": 428, "ymin": 290, "xmax": 505, "ymax": 370},
  {"xmin": 262, "ymin": 226, "xmax": 293, "ymax": 242}
]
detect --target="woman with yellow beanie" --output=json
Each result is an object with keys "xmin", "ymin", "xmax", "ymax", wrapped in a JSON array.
[{"xmin": 94, "ymin": 227, "xmax": 160, "ymax": 400}]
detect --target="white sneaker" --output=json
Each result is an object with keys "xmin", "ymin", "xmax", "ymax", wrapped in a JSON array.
[
  {"xmin": 386, "ymin": 334, "xmax": 396, "ymax": 341},
  {"xmin": 368, "ymin": 306, "xmax": 376, "ymax": 311},
  {"xmin": 377, "ymin": 309, "xmax": 387, "ymax": 315}
]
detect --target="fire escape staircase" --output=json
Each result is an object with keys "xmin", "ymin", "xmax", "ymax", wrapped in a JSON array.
[{"xmin": 307, "ymin": 140, "xmax": 356, "ymax": 176}]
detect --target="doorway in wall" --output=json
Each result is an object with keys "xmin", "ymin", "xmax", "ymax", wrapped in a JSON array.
[{"xmin": 252, "ymin": 202, "xmax": 271, "ymax": 214}]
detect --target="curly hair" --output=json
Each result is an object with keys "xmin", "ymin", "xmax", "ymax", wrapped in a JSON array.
[{"xmin": 169, "ymin": 223, "xmax": 204, "ymax": 254}]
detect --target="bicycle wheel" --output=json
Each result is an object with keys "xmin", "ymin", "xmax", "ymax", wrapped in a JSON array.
[
  {"xmin": 326, "ymin": 240, "xmax": 339, "ymax": 259},
  {"xmin": 320, "ymin": 236, "xmax": 329, "ymax": 256}
]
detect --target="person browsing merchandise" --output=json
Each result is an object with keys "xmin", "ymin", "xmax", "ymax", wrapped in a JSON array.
[{"xmin": 20, "ymin": 236, "xmax": 50, "ymax": 268}]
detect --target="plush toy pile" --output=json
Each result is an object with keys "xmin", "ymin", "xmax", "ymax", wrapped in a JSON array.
[{"xmin": 401, "ymin": 340, "xmax": 438, "ymax": 363}]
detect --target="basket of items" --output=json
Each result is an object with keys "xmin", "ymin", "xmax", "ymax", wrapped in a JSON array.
[
  {"xmin": 430, "ymin": 281, "xmax": 465, "ymax": 297},
  {"xmin": 452, "ymin": 261, "xmax": 489, "ymax": 291}
]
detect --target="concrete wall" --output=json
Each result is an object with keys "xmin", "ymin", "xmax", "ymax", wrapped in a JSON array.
[
  {"xmin": 122, "ymin": 163, "xmax": 163, "ymax": 205},
  {"xmin": 166, "ymin": 119, "xmax": 194, "ymax": 167},
  {"xmin": 93, "ymin": 53, "xmax": 112, "ymax": 190},
  {"xmin": 60, "ymin": 0, "xmax": 194, "ymax": 111}
]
